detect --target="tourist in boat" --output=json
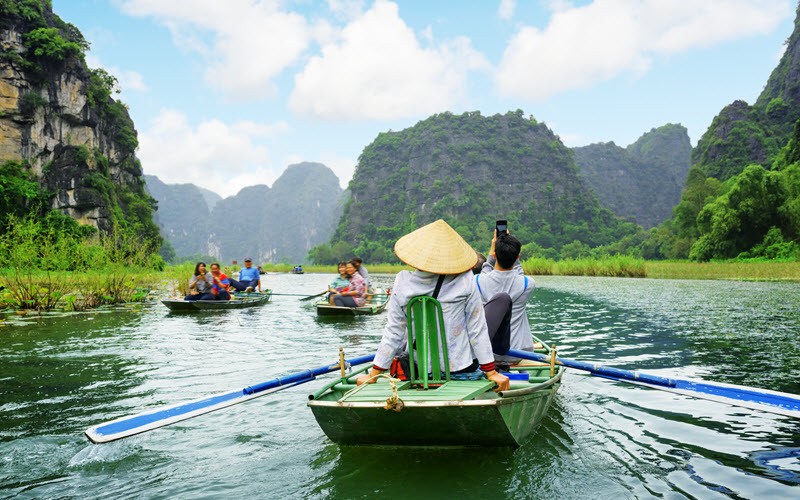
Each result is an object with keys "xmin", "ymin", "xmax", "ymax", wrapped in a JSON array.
[
  {"xmin": 228, "ymin": 257, "xmax": 261, "ymax": 293},
  {"xmin": 185, "ymin": 262, "xmax": 215, "ymax": 301},
  {"xmin": 476, "ymin": 231, "xmax": 534, "ymax": 367},
  {"xmin": 352, "ymin": 257, "xmax": 370, "ymax": 287},
  {"xmin": 327, "ymin": 261, "xmax": 351, "ymax": 305},
  {"xmin": 331, "ymin": 260, "xmax": 366, "ymax": 307},
  {"xmin": 209, "ymin": 263, "xmax": 231, "ymax": 300},
  {"xmin": 356, "ymin": 219, "xmax": 510, "ymax": 392}
]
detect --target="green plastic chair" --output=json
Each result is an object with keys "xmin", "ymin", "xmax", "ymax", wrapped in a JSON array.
[{"xmin": 405, "ymin": 295, "xmax": 450, "ymax": 389}]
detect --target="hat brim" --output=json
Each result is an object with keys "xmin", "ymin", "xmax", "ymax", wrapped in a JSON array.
[{"xmin": 394, "ymin": 219, "xmax": 477, "ymax": 274}]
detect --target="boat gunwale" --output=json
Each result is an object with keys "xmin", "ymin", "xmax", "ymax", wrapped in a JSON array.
[{"xmin": 307, "ymin": 371, "xmax": 562, "ymax": 409}]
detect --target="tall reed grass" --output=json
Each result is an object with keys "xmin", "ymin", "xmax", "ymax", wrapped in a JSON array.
[
  {"xmin": 644, "ymin": 260, "xmax": 800, "ymax": 281},
  {"xmin": 521, "ymin": 256, "xmax": 646, "ymax": 277}
]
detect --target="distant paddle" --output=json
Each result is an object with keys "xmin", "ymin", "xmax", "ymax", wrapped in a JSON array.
[
  {"xmin": 300, "ymin": 291, "xmax": 328, "ymax": 301},
  {"xmin": 85, "ymin": 353, "xmax": 375, "ymax": 443},
  {"xmin": 506, "ymin": 349, "xmax": 800, "ymax": 418}
]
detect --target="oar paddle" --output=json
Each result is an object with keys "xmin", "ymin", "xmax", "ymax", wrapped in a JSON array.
[
  {"xmin": 506, "ymin": 349, "xmax": 800, "ymax": 418},
  {"xmin": 85, "ymin": 353, "xmax": 375, "ymax": 443},
  {"xmin": 300, "ymin": 291, "xmax": 328, "ymax": 301}
]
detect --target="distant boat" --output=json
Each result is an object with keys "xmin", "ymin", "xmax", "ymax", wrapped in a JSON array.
[
  {"xmin": 291, "ymin": 266, "xmax": 304, "ymax": 274},
  {"xmin": 162, "ymin": 290, "xmax": 272, "ymax": 312},
  {"xmin": 315, "ymin": 289, "xmax": 389, "ymax": 316},
  {"xmin": 308, "ymin": 334, "xmax": 562, "ymax": 446}
]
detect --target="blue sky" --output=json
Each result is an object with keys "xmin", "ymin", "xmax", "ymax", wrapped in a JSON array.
[{"xmin": 53, "ymin": 0, "xmax": 796, "ymax": 197}]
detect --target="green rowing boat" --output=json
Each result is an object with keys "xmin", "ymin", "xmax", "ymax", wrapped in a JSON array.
[
  {"xmin": 308, "ymin": 340, "xmax": 561, "ymax": 447},
  {"xmin": 315, "ymin": 290, "xmax": 390, "ymax": 317},
  {"xmin": 162, "ymin": 290, "xmax": 272, "ymax": 312},
  {"xmin": 308, "ymin": 295, "xmax": 562, "ymax": 447}
]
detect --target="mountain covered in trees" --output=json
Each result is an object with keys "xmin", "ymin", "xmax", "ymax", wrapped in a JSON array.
[
  {"xmin": 147, "ymin": 162, "xmax": 345, "ymax": 263},
  {"xmin": 0, "ymin": 0, "xmax": 162, "ymax": 269},
  {"xmin": 312, "ymin": 110, "xmax": 639, "ymax": 263},
  {"xmin": 644, "ymin": 3, "xmax": 800, "ymax": 261},
  {"xmin": 572, "ymin": 124, "xmax": 691, "ymax": 229}
]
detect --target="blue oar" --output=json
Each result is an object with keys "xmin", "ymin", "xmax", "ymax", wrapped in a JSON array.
[
  {"xmin": 85, "ymin": 353, "xmax": 375, "ymax": 443},
  {"xmin": 507, "ymin": 349, "xmax": 800, "ymax": 418}
]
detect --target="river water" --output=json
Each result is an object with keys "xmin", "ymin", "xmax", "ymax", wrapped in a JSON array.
[{"xmin": 1, "ymin": 274, "xmax": 798, "ymax": 498}]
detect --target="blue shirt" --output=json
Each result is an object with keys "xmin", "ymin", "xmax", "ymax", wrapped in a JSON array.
[{"xmin": 239, "ymin": 266, "xmax": 260, "ymax": 282}]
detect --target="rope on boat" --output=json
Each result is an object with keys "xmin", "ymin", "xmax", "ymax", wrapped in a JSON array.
[{"xmin": 342, "ymin": 373, "xmax": 405, "ymax": 412}]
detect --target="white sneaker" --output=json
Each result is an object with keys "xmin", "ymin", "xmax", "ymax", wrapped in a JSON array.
[{"xmin": 244, "ymin": 286, "xmax": 254, "ymax": 293}]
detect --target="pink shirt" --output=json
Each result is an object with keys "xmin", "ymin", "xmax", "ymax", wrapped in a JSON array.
[{"xmin": 349, "ymin": 272, "xmax": 367, "ymax": 307}]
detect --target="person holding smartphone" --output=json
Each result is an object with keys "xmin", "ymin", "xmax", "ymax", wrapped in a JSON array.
[
  {"xmin": 475, "ymin": 221, "xmax": 535, "ymax": 367},
  {"xmin": 185, "ymin": 262, "xmax": 216, "ymax": 301}
]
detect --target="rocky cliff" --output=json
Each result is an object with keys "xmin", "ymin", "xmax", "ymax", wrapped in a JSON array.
[
  {"xmin": 692, "ymin": 4, "xmax": 800, "ymax": 179},
  {"xmin": 147, "ymin": 162, "xmax": 345, "ymax": 263},
  {"xmin": 0, "ymin": 0, "xmax": 157, "ymax": 238},
  {"xmin": 573, "ymin": 124, "xmax": 691, "ymax": 229}
]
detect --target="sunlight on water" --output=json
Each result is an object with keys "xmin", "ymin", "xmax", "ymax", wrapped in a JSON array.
[{"xmin": 1, "ymin": 274, "xmax": 798, "ymax": 497}]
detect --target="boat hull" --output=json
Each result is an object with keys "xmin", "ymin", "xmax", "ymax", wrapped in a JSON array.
[
  {"xmin": 162, "ymin": 291, "xmax": 272, "ymax": 312},
  {"xmin": 308, "ymin": 371, "xmax": 561, "ymax": 447},
  {"xmin": 315, "ymin": 293, "xmax": 389, "ymax": 316}
]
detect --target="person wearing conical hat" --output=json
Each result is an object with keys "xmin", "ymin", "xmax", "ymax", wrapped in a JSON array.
[{"xmin": 356, "ymin": 220, "xmax": 510, "ymax": 392}]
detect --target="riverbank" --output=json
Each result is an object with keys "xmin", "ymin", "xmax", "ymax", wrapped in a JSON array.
[
  {"xmin": 3, "ymin": 259, "xmax": 798, "ymax": 313},
  {"xmin": 267, "ymin": 258, "xmax": 800, "ymax": 281}
]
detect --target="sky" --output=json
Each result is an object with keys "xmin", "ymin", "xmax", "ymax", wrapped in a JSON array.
[{"xmin": 52, "ymin": 0, "xmax": 796, "ymax": 198}]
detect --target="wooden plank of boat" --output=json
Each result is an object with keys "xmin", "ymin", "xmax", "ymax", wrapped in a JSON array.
[
  {"xmin": 162, "ymin": 290, "xmax": 272, "ymax": 312},
  {"xmin": 307, "ymin": 347, "xmax": 562, "ymax": 447},
  {"xmin": 315, "ymin": 298, "xmax": 389, "ymax": 316},
  {"xmin": 315, "ymin": 289, "xmax": 390, "ymax": 316}
]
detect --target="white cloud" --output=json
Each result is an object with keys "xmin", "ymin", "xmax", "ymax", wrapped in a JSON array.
[
  {"xmin": 498, "ymin": 0, "xmax": 516, "ymax": 20},
  {"xmin": 138, "ymin": 109, "xmax": 289, "ymax": 197},
  {"xmin": 119, "ymin": 0, "xmax": 310, "ymax": 100},
  {"xmin": 289, "ymin": 0, "xmax": 489, "ymax": 120},
  {"xmin": 497, "ymin": 0, "xmax": 792, "ymax": 100},
  {"xmin": 325, "ymin": 0, "xmax": 367, "ymax": 20}
]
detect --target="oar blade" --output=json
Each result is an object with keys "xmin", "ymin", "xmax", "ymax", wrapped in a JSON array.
[
  {"xmin": 85, "ymin": 380, "xmax": 311, "ymax": 443},
  {"xmin": 300, "ymin": 291, "xmax": 327, "ymax": 301},
  {"xmin": 506, "ymin": 349, "xmax": 800, "ymax": 418},
  {"xmin": 85, "ymin": 354, "xmax": 374, "ymax": 443}
]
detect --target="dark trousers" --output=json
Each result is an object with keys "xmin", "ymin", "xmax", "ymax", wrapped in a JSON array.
[
  {"xmin": 333, "ymin": 295, "xmax": 357, "ymax": 307},
  {"xmin": 185, "ymin": 293, "xmax": 215, "ymax": 301},
  {"xmin": 228, "ymin": 278, "xmax": 259, "ymax": 291},
  {"xmin": 484, "ymin": 292, "xmax": 512, "ymax": 355},
  {"xmin": 216, "ymin": 290, "xmax": 231, "ymax": 300}
]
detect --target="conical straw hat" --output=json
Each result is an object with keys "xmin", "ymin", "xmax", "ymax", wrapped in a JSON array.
[{"xmin": 394, "ymin": 219, "xmax": 477, "ymax": 274}]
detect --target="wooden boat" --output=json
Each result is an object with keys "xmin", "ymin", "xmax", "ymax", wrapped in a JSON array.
[
  {"xmin": 315, "ymin": 290, "xmax": 389, "ymax": 316},
  {"xmin": 308, "ymin": 337, "xmax": 562, "ymax": 447},
  {"xmin": 162, "ymin": 290, "xmax": 272, "ymax": 312},
  {"xmin": 291, "ymin": 267, "xmax": 304, "ymax": 274}
]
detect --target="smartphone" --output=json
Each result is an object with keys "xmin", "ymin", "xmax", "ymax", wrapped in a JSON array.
[{"xmin": 495, "ymin": 219, "xmax": 508, "ymax": 236}]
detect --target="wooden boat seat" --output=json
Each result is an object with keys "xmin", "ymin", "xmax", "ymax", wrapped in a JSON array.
[
  {"xmin": 340, "ymin": 379, "xmax": 496, "ymax": 402},
  {"xmin": 405, "ymin": 295, "xmax": 450, "ymax": 389}
]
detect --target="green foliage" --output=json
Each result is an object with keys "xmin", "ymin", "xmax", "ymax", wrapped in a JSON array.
[
  {"xmin": 738, "ymin": 227, "xmax": 800, "ymax": 260},
  {"xmin": 24, "ymin": 27, "xmax": 81, "ymax": 61},
  {"xmin": 86, "ymin": 68, "xmax": 119, "ymax": 107},
  {"xmin": 0, "ymin": 160, "xmax": 40, "ymax": 225},
  {"xmin": 0, "ymin": 0, "xmax": 46, "ymax": 29}
]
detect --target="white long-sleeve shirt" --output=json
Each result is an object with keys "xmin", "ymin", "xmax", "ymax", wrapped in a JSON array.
[
  {"xmin": 477, "ymin": 256, "xmax": 535, "ymax": 359},
  {"xmin": 373, "ymin": 270, "xmax": 495, "ymax": 372}
]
